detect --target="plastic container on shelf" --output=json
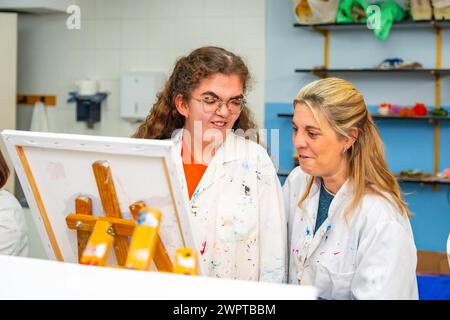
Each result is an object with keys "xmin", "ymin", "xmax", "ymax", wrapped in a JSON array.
[
  {"xmin": 410, "ymin": 0, "xmax": 433, "ymax": 20},
  {"xmin": 292, "ymin": 0, "xmax": 340, "ymax": 24},
  {"xmin": 432, "ymin": 0, "xmax": 450, "ymax": 20}
]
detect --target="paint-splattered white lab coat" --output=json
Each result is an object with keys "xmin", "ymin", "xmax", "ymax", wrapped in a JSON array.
[
  {"xmin": 0, "ymin": 190, "xmax": 28, "ymax": 256},
  {"xmin": 284, "ymin": 167, "xmax": 418, "ymax": 299},
  {"xmin": 171, "ymin": 130, "xmax": 286, "ymax": 283}
]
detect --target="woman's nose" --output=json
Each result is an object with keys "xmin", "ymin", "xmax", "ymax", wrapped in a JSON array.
[
  {"xmin": 293, "ymin": 131, "xmax": 307, "ymax": 149},
  {"xmin": 215, "ymin": 102, "xmax": 231, "ymax": 117}
]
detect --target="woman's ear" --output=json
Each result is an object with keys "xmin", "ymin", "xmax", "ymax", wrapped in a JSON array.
[
  {"xmin": 347, "ymin": 127, "xmax": 359, "ymax": 147},
  {"xmin": 175, "ymin": 94, "xmax": 189, "ymax": 118}
]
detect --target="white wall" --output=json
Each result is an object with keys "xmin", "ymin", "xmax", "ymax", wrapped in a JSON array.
[
  {"xmin": 17, "ymin": 0, "xmax": 266, "ymax": 138},
  {"xmin": 0, "ymin": 13, "xmax": 17, "ymax": 193}
]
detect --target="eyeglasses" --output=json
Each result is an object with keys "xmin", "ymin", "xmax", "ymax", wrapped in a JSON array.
[{"xmin": 191, "ymin": 95, "xmax": 246, "ymax": 115}]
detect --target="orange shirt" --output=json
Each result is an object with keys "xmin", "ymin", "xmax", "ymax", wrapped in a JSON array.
[{"xmin": 182, "ymin": 143, "xmax": 208, "ymax": 200}]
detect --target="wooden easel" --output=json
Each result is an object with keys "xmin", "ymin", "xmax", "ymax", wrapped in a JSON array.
[{"xmin": 65, "ymin": 160, "xmax": 197, "ymax": 274}]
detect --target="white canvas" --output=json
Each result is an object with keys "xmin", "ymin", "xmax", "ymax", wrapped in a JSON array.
[{"xmin": 1, "ymin": 130, "xmax": 199, "ymax": 273}]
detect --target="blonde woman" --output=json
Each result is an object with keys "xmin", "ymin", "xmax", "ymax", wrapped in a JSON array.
[{"xmin": 284, "ymin": 78, "xmax": 418, "ymax": 299}]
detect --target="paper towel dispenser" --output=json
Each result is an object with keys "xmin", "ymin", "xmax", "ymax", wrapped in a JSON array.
[
  {"xmin": 120, "ymin": 71, "xmax": 166, "ymax": 121},
  {"xmin": 68, "ymin": 92, "xmax": 108, "ymax": 129}
]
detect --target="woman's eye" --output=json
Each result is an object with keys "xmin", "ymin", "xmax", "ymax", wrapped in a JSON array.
[
  {"xmin": 230, "ymin": 99, "xmax": 242, "ymax": 106},
  {"xmin": 203, "ymin": 98, "xmax": 217, "ymax": 104},
  {"xmin": 308, "ymin": 131, "xmax": 318, "ymax": 138},
  {"xmin": 292, "ymin": 127, "xmax": 298, "ymax": 132}
]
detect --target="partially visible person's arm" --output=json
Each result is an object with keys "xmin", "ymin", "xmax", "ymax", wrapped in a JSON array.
[
  {"xmin": 0, "ymin": 192, "xmax": 28, "ymax": 257},
  {"xmin": 0, "ymin": 206, "xmax": 28, "ymax": 256}
]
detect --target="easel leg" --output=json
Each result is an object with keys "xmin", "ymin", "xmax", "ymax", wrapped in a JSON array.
[
  {"xmin": 80, "ymin": 220, "xmax": 114, "ymax": 266},
  {"xmin": 173, "ymin": 248, "xmax": 198, "ymax": 275},
  {"xmin": 92, "ymin": 161, "xmax": 129, "ymax": 266},
  {"xmin": 75, "ymin": 196, "xmax": 92, "ymax": 262},
  {"xmin": 129, "ymin": 201, "xmax": 173, "ymax": 272},
  {"xmin": 126, "ymin": 207, "xmax": 161, "ymax": 270}
]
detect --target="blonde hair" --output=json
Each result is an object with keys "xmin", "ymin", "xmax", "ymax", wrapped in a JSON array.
[{"xmin": 295, "ymin": 78, "xmax": 411, "ymax": 218}]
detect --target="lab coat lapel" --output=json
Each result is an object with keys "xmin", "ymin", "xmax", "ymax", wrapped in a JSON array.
[
  {"xmin": 189, "ymin": 131, "xmax": 241, "ymax": 202},
  {"xmin": 306, "ymin": 179, "xmax": 353, "ymax": 260},
  {"xmin": 190, "ymin": 156, "xmax": 225, "ymax": 201},
  {"xmin": 303, "ymin": 177, "xmax": 324, "ymax": 260},
  {"xmin": 306, "ymin": 222, "xmax": 330, "ymax": 260},
  {"xmin": 171, "ymin": 129, "xmax": 190, "ymax": 204},
  {"xmin": 293, "ymin": 177, "xmax": 319, "ymax": 281}
]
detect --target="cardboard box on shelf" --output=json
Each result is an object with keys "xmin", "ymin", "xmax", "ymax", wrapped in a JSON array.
[{"xmin": 417, "ymin": 250, "xmax": 450, "ymax": 275}]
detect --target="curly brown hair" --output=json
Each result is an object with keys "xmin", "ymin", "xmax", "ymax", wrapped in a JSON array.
[
  {"xmin": 0, "ymin": 150, "xmax": 10, "ymax": 189},
  {"xmin": 132, "ymin": 47, "xmax": 257, "ymax": 139}
]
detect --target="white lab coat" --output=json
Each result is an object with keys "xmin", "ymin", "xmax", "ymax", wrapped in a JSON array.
[
  {"xmin": 171, "ymin": 130, "xmax": 287, "ymax": 282},
  {"xmin": 0, "ymin": 190, "xmax": 28, "ymax": 256},
  {"xmin": 284, "ymin": 167, "xmax": 418, "ymax": 299}
]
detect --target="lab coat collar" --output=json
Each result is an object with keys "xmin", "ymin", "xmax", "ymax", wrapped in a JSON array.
[
  {"xmin": 172, "ymin": 129, "xmax": 244, "ymax": 202},
  {"xmin": 172, "ymin": 129, "xmax": 243, "ymax": 165},
  {"xmin": 311, "ymin": 176, "xmax": 354, "ymax": 197}
]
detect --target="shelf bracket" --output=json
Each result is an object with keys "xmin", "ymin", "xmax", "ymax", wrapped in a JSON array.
[
  {"xmin": 433, "ymin": 25, "xmax": 442, "ymax": 192},
  {"xmin": 312, "ymin": 27, "xmax": 329, "ymax": 78}
]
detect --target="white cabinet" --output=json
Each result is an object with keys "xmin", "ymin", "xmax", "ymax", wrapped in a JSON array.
[
  {"xmin": 0, "ymin": 0, "xmax": 71, "ymax": 13},
  {"xmin": 0, "ymin": 13, "xmax": 17, "ymax": 193}
]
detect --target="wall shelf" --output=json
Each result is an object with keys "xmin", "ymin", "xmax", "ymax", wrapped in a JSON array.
[
  {"xmin": 372, "ymin": 114, "xmax": 450, "ymax": 122},
  {"xmin": 295, "ymin": 68, "xmax": 450, "ymax": 77},
  {"xmin": 292, "ymin": 18, "xmax": 448, "ymax": 192},
  {"xmin": 277, "ymin": 113, "xmax": 293, "ymax": 118},
  {"xmin": 293, "ymin": 20, "xmax": 450, "ymax": 31},
  {"xmin": 397, "ymin": 176, "xmax": 450, "ymax": 185},
  {"xmin": 277, "ymin": 112, "xmax": 450, "ymax": 122}
]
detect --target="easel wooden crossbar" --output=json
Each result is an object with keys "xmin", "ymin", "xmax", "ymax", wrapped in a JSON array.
[{"xmin": 65, "ymin": 160, "xmax": 174, "ymax": 272}]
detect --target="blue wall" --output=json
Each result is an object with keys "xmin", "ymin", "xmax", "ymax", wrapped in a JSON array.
[{"xmin": 265, "ymin": 0, "xmax": 450, "ymax": 252}]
